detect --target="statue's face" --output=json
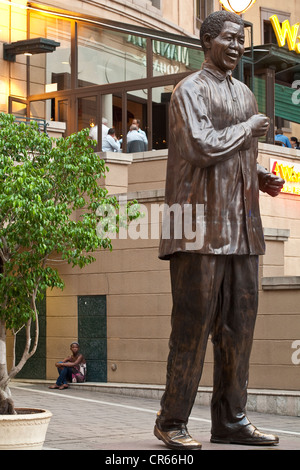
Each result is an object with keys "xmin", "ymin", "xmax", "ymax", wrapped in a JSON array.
[{"xmin": 206, "ymin": 21, "xmax": 245, "ymax": 72}]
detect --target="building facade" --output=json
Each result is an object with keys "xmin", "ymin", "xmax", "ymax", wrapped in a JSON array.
[{"xmin": 1, "ymin": 1, "xmax": 300, "ymax": 396}]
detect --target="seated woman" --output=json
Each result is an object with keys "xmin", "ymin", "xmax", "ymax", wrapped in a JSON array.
[{"xmin": 49, "ymin": 342, "xmax": 87, "ymax": 390}]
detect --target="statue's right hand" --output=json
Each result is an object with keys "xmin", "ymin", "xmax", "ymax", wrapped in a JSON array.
[{"xmin": 247, "ymin": 114, "xmax": 270, "ymax": 137}]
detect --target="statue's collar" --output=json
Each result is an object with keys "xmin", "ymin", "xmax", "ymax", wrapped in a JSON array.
[{"xmin": 201, "ymin": 62, "xmax": 233, "ymax": 82}]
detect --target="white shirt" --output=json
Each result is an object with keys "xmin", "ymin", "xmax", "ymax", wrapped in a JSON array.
[
  {"xmin": 127, "ymin": 129, "xmax": 148, "ymax": 144},
  {"xmin": 102, "ymin": 134, "xmax": 121, "ymax": 152},
  {"xmin": 89, "ymin": 124, "xmax": 109, "ymax": 142}
]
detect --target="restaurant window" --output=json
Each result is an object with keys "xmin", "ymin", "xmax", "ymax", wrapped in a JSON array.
[
  {"xmin": 78, "ymin": 25, "xmax": 147, "ymax": 87},
  {"xmin": 57, "ymin": 100, "xmax": 68, "ymax": 127},
  {"xmin": 29, "ymin": 12, "xmax": 72, "ymax": 93},
  {"xmin": 263, "ymin": 20, "xmax": 277, "ymax": 45},
  {"xmin": 26, "ymin": 10, "xmax": 206, "ymax": 150},
  {"xmin": 152, "ymin": 85, "xmax": 173, "ymax": 150},
  {"xmin": 9, "ymin": 98, "xmax": 28, "ymax": 117},
  {"xmin": 127, "ymin": 89, "xmax": 148, "ymax": 151},
  {"xmin": 150, "ymin": 0, "xmax": 161, "ymax": 8},
  {"xmin": 30, "ymin": 99, "xmax": 52, "ymax": 122},
  {"xmin": 86, "ymin": 94, "xmax": 123, "ymax": 151},
  {"xmin": 275, "ymin": 117, "xmax": 291, "ymax": 130},
  {"xmin": 78, "ymin": 96, "xmax": 97, "ymax": 133},
  {"xmin": 196, "ymin": 0, "xmax": 214, "ymax": 27},
  {"xmin": 152, "ymin": 40, "xmax": 204, "ymax": 77},
  {"xmin": 261, "ymin": 8, "xmax": 290, "ymax": 46},
  {"xmin": 110, "ymin": 94, "xmax": 123, "ymax": 140},
  {"xmin": 29, "ymin": 99, "xmax": 54, "ymax": 134}
]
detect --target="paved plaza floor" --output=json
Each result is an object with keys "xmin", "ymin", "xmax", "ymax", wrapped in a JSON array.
[{"xmin": 8, "ymin": 381, "xmax": 300, "ymax": 459}]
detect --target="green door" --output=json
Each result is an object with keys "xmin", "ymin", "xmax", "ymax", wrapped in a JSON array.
[{"xmin": 78, "ymin": 295, "xmax": 107, "ymax": 382}]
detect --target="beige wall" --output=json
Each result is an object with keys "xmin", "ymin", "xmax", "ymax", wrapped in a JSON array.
[
  {"xmin": 0, "ymin": 1, "xmax": 27, "ymax": 113},
  {"xmin": 2, "ymin": 0, "xmax": 300, "ymax": 389},
  {"xmin": 46, "ymin": 144, "xmax": 300, "ymax": 391}
]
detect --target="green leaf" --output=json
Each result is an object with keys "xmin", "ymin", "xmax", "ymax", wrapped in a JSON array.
[{"xmin": 0, "ymin": 112, "xmax": 140, "ymax": 333}]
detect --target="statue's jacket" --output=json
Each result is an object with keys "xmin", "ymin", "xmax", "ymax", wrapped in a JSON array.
[{"xmin": 159, "ymin": 61, "xmax": 268, "ymax": 260}]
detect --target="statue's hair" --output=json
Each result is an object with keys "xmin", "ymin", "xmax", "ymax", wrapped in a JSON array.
[{"xmin": 200, "ymin": 11, "xmax": 244, "ymax": 52}]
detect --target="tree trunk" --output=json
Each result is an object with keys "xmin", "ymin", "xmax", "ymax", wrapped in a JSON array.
[
  {"xmin": 0, "ymin": 294, "xmax": 40, "ymax": 415},
  {"xmin": 0, "ymin": 318, "xmax": 15, "ymax": 414},
  {"xmin": 0, "ymin": 317, "xmax": 8, "ymax": 386}
]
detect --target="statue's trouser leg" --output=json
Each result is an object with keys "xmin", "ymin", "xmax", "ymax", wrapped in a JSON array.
[
  {"xmin": 157, "ymin": 253, "xmax": 258, "ymax": 434},
  {"xmin": 210, "ymin": 254, "xmax": 259, "ymax": 436}
]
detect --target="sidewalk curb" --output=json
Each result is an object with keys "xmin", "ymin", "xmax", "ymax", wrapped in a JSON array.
[{"xmin": 12, "ymin": 380, "xmax": 300, "ymax": 417}]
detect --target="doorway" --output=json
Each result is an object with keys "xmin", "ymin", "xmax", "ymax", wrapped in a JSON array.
[{"xmin": 78, "ymin": 295, "xmax": 107, "ymax": 382}]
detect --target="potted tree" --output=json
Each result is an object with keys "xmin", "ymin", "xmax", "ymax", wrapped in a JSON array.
[{"xmin": 0, "ymin": 113, "xmax": 138, "ymax": 449}]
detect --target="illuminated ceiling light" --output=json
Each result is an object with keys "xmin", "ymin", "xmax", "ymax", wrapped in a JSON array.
[
  {"xmin": 219, "ymin": 0, "xmax": 256, "ymax": 15},
  {"xmin": 3, "ymin": 37, "xmax": 60, "ymax": 62}
]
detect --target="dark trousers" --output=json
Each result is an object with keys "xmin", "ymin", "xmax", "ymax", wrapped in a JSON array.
[
  {"xmin": 56, "ymin": 364, "xmax": 72, "ymax": 386},
  {"xmin": 158, "ymin": 253, "xmax": 259, "ymax": 436}
]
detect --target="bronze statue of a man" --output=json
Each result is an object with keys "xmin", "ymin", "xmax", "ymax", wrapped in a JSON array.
[{"xmin": 154, "ymin": 10, "xmax": 284, "ymax": 450}]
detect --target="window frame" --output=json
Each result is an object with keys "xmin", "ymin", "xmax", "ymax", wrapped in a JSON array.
[
  {"xmin": 260, "ymin": 8, "xmax": 290, "ymax": 46},
  {"xmin": 195, "ymin": 0, "xmax": 214, "ymax": 29},
  {"xmin": 150, "ymin": 0, "xmax": 161, "ymax": 9}
]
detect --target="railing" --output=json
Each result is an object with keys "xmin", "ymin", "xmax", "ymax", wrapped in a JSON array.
[{"xmin": 13, "ymin": 116, "xmax": 49, "ymax": 135}]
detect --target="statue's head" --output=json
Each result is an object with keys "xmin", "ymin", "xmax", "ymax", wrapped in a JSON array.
[{"xmin": 200, "ymin": 11, "xmax": 245, "ymax": 72}]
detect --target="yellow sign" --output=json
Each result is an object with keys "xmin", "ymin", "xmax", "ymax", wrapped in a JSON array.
[
  {"xmin": 271, "ymin": 159, "xmax": 300, "ymax": 196},
  {"xmin": 270, "ymin": 15, "xmax": 300, "ymax": 53}
]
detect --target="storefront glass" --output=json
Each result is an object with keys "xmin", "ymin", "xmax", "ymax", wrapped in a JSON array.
[
  {"xmin": 30, "ymin": 99, "xmax": 52, "ymax": 121},
  {"xmin": 127, "ymin": 89, "xmax": 148, "ymax": 131},
  {"xmin": 27, "ymin": 10, "xmax": 204, "ymax": 150},
  {"xmin": 126, "ymin": 89, "xmax": 148, "ymax": 152},
  {"xmin": 152, "ymin": 85, "xmax": 174, "ymax": 149},
  {"xmin": 10, "ymin": 99, "xmax": 27, "ymax": 117},
  {"xmin": 29, "ymin": 99, "xmax": 54, "ymax": 134},
  {"xmin": 85, "ymin": 94, "xmax": 123, "ymax": 151},
  {"xmin": 57, "ymin": 99, "xmax": 68, "ymax": 126},
  {"xmin": 152, "ymin": 40, "xmax": 204, "ymax": 77},
  {"xmin": 78, "ymin": 26, "xmax": 147, "ymax": 87},
  {"xmin": 78, "ymin": 96, "xmax": 97, "ymax": 132}
]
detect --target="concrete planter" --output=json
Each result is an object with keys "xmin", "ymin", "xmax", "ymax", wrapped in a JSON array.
[{"xmin": 0, "ymin": 408, "xmax": 52, "ymax": 450}]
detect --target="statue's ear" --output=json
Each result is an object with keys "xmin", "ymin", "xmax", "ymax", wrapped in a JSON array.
[{"xmin": 202, "ymin": 33, "xmax": 212, "ymax": 51}]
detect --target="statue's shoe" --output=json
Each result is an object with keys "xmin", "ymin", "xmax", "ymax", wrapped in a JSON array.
[
  {"xmin": 154, "ymin": 424, "xmax": 202, "ymax": 450},
  {"xmin": 211, "ymin": 424, "xmax": 279, "ymax": 446}
]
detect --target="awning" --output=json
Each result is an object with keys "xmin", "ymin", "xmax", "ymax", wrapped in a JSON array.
[
  {"xmin": 245, "ymin": 43, "xmax": 300, "ymax": 83},
  {"xmin": 245, "ymin": 44, "xmax": 300, "ymax": 124}
]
